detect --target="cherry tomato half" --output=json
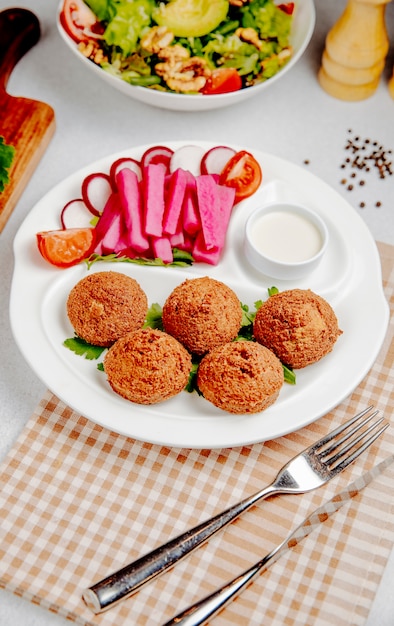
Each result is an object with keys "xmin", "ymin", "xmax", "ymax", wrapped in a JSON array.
[
  {"xmin": 219, "ymin": 151, "xmax": 262, "ymax": 203},
  {"xmin": 202, "ymin": 68, "xmax": 242, "ymax": 95},
  {"xmin": 36, "ymin": 228, "xmax": 96, "ymax": 268},
  {"xmin": 59, "ymin": 0, "xmax": 103, "ymax": 43}
]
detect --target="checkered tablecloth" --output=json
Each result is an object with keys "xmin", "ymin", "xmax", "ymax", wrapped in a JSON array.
[{"xmin": 0, "ymin": 242, "xmax": 393, "ymax": 626}]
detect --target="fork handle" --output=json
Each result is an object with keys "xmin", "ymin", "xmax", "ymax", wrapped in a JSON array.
[{"xmin": 82, "ymin": 483, "xmax": 278, "ymax": 613}]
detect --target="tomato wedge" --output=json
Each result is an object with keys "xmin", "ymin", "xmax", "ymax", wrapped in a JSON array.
[
  {"xmin": 202, "ymin": 68, "xmax": 242, "ymax": 95},
  {"xmin": 219, "ymin": 151, "xmax": 262, "ymax": 203},
  {"xmin": 59, "ymin": 0, "xmax": 103, "ymax": 43},
  {"xmin": 36, "ymin": 228, "xmax": 96, "ymax": 268},
  {"xmin": 277, "ymin": 2, "xmax": 295, "ymax": 14}
]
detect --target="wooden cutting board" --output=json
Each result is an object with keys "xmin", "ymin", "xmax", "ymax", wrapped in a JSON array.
[{"xmin": 0, "ymin": 8, "xmax": 55, "ymax": 232}]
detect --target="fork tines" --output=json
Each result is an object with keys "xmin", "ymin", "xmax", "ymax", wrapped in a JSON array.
[{"xmin": 314, "ymin": 406, "xmax": 388, "ymax": 473}]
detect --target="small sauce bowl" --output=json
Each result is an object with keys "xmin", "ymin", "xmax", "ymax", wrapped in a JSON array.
[{"xmin": 244, "ymin": 202, "xmax": 329, "ymax": 280}]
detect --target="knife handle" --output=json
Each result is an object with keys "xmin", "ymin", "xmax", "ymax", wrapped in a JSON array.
[{"xmin": 0, "ymin": 8, "xmax": 40, "ymax": 90}]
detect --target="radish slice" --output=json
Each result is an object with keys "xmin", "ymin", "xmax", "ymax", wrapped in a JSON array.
[
  {"xmin": 169, "ymin": 145, "xmax": 205, "ymax": 176},
  {"xmin": 60, "ymin": 198, "xmax": 93, "ymax": 229},
  {"xmin": 81, "ymin": 172, "xmax": 113, "ymax": 217},
  {"xmin": 200, "ymin": 145, "xmax": 236, "ymax": 175},
  {"xmin": 110, "ymin": 157, "xmax": 142, "ymax": 186},
  {"xmin": 140, "ymin": 145, "xmax": 174, "ymax": 171}
]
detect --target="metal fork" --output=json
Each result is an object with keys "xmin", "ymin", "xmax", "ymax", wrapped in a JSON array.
[{"xmin": 83, "ymin": 406, "xmax": 388, "ymax": 613}]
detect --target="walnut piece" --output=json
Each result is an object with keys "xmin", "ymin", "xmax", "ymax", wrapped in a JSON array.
[
  {"xmin": 235, "ymin": 27, "xmax": 263, "ymax": 50},
  {"xmin": 78, "ymin": 41, "xmax": 107, "ymax": 65},
  {"xmin": 155, "ymin": 47, "xmax": 211, "ymax": 93},
  {"xmin": 140, "ymin": 26, "xmax": 174, "ymax": 54}
]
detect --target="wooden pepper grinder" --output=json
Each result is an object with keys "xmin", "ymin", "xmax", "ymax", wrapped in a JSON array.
[
  {"xmin": 389, "ymin": 65, "xmax": 394, "ymax": 99},
  {"xmin": 318, "ymin": 0, "xmax": 390, "ymax": 101}
]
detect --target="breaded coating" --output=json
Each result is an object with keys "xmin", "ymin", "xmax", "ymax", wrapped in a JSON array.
[
  {"xmin": 67, "ymin": 271, "xmax": 148, "ymax": 347},
  {"xmin": 197, "ymin": 341, "xmax": 283, "ymax": 414},
  {"xmin": 104, "ymin": 328, "xmax": 192, "ymax": 405},
  {"xmin": 162, "ymin": 276, "xmax": 242, "ymax": 355},
  {"xmin": 253, "ymin": 289, "xmax": 342, "ymax": 369}
]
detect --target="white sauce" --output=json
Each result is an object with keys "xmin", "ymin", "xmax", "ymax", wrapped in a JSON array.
[{"xmin": 250, "ymin": 210, "xmax": 323, "ymax": 263}]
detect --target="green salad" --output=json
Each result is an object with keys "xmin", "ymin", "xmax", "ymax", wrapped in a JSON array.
[{"xmin": 65, "ymin": 0, "xmax": 294, "ymax": 94}]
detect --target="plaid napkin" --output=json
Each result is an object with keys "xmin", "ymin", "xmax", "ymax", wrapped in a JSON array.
[{"xmin": 0, "ymin": 242, "xmax": 393, "ymax": 626}]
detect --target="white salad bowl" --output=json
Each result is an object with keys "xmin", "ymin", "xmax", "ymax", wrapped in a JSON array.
[
  {"xmin": 244, "ymin": 201, "xmax": 329, "ymax": 280},
  {"xmin": 57, "ymin": 0, "xmax": 315, "ymax": 112}
]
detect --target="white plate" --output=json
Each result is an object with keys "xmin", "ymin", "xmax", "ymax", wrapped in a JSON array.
[
  {"xmin": 11, "ymin": 142, "xmax": 389, "ymax": 449},
  {"xmin": 57, "ymin": 0, "xmax": 315, "ymax": 112}
]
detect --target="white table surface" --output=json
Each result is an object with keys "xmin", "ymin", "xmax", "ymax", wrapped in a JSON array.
[{"xmin": 0, "ymin": 0, "xmax": 393, "ymax": 624}]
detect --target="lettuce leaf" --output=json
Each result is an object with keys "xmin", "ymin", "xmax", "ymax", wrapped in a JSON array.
[
  {"xmin": 102, "ymin": 0, "xmax": 155, "ymax": 55},
  {"xmin": 0, "ymin": 136, "xmax": 15, "ymax": 193}
]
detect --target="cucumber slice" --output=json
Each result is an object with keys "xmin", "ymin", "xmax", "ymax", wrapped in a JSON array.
[{"xmin": 152, "ymin": 0, "xmax": 229, "ymax": 38}]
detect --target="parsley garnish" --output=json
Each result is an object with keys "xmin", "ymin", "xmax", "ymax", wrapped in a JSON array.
[
  {"xmin": 63, "ymin": 336, "xmax": 106, "ymax": 360},
  {"xmin": 143, "ymin": 302, "xmax": 164, "ymax": 330},
  {"xmin": 85, "ymin": 248, "xmax": 194, "ymax": 269}
]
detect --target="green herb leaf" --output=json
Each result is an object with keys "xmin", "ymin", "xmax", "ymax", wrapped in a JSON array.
[
  {"xmin": 0, "ymin": 136, "xmax": 15, "ymax": 193},
  {"xmin": 268, "ymin": 286, "xmax": 279, "ymax": 297},
  {"xmin": 185, "ymin": 358, "xmax": 203, "ymax": 394},
  {"xmin": 144, "ymin": 302, "xmax": 164, "ymax": 330},
  {"xmin": 283, "ymin": 364, "xmax": 296, "ymax": 385},
  {"xmin": 85, "ymin": 248, "xmax": 194, "ymax": 269},
  {"xmin": 63, "ymin": 336, "xmax": 106, "ymax": 360}
]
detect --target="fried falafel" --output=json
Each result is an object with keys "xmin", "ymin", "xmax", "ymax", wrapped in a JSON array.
[
  {"xmin": 162, "ymin": 276, "xmax": 242, "ymax": 355},
  {"xmin": 197, "ymin": 341, "xmax": 283, "ymax": 414},
  {"xmin": 67, "ymin": 271, "xmax": 148, "ymax": 347},
  {"xmin": 253, "ymin": 289, "xmax": 342, "ymax": 369},
  {"xmin": 104, "ymin": 328, "xmax": 192, "ymax": 405}
]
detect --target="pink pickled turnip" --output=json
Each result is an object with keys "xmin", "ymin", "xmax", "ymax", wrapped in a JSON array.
[
  {"xmin": 151, "ymin": 236, "xmax": 173, "ymax": 263},
  {"xmin": 116, "ymin": 168, "xmax": 149, "ymax": 253},
  {"xmin": 195, "ymin": 175, "xmax": 221, "ymax": 250},
  {"xmin": 162, "ymin": 168, "xmax": 188, "ymax": 235},
  {"xmin": 143, "ymin": 163, "xmax": 166, "ymax": 237},
  {"xmin": 192, "ymin": 232, "xmax": 221, "ymax": 265},
  {"xmin": 182, "ymin": 172, "xmax": 200, "ymax": 235},
  {"xmin": 94, "ymin": 192, "xmax": 121, "ymax": 253}
]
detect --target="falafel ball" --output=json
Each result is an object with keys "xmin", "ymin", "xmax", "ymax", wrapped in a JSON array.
[
  {"xmin": 162, "ymin": 276, "xmax": 242, "ymax": 355},
  {"xmin": 67, "ymin": 271, "xmax": 148, "ymax": 347},
  {"xmin": 253, "ymin": 289, "xmax": 342, "ymax": 369},
  {"xmin": 197, "ymin": 341, "xmax": 283, "ymax": 414},
  {"xmin": 104, "ymin": 328, "xmax": 192, "ymax": 405}
]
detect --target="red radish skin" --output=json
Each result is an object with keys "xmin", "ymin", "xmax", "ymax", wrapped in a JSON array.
[
  {"xmin": 200, "ymin": 146, "xmax": 236, "ymax": 175},
  {"xmin": 110, "ymin": 157, "xmax": 142, "ymax": 186},
  {"xmin": 140, "ymin": 145, "xmax": 174, "ymax": 171},
  {"xmin": 81, "ymin": 172, "xmax": 113, "ymax": 217},
  {"xmin": 60, "ymin": 198, "xmax": 93, "ymax": 229}
]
